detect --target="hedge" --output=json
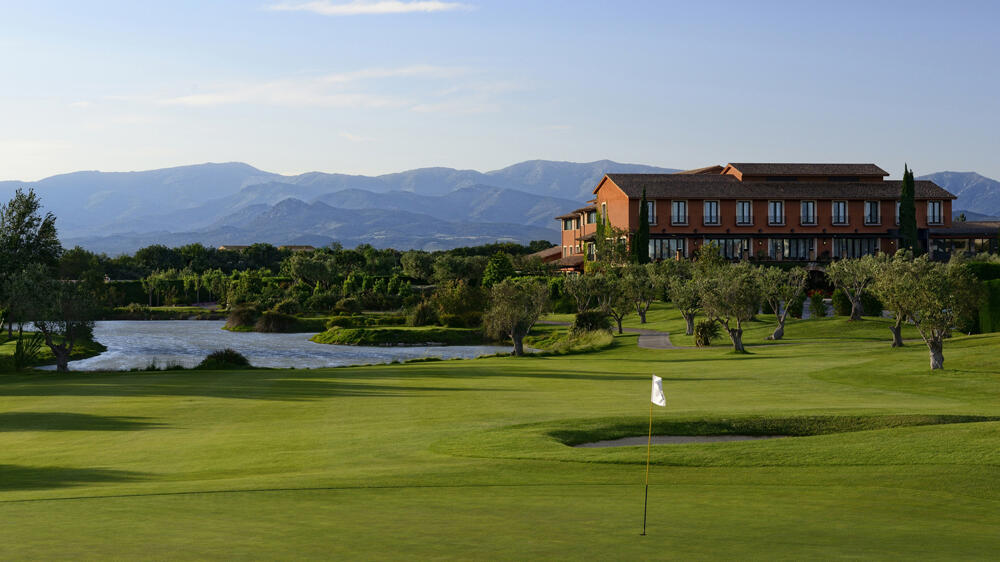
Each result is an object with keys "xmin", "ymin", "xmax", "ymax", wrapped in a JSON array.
[{"xmin": 979, "ymin": 280, "xmax": 1000, "ymax": 333}]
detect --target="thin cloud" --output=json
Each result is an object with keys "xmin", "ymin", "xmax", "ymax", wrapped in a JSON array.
[
  {"xmin": 339, "ymin": 131, "xmax": 376, "ymax": 142},
  {"xmin": 156, "ymin": 65, "xmax": 463, "ymax": 108},
  {"xmin": 268, "ymin": 1, "xmax": 471, "ymax": 16}
]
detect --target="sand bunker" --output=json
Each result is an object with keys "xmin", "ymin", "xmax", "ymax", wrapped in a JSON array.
[{"xmin": 574, "ymin": 435, "xmax": 788, "ymax": 448}]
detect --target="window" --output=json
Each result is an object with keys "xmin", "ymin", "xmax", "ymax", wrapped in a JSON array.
[
  {"xmin": 601, "ymin": 202, "xmax": 607, "ymax": 221},
  {"xmin": 833, "ymin": 238, "xmax": 879, "ymax": 258},
  {"xmin": 702, "ymin": 200, "xmax": 720, "ymax": 225},
  {"xmin": 575, "ymin": 244, "xmax": 581, "ymax": 254},
  {"xmin": 562, "ymin": 246, "xmax": 568, "ymax": 257},
  {"xmin": 562, "ymin": 219, "xmax": 574, "ymax": 231},
  {"xmin": 575, "ymin": 218, "xmax": 581, "ymax": 229},
  {"xmin": 649, "ymin": 238, "xmax": 686, "ymax": 260},
  {"xmin": 671, "ymin": 201, "xmax": 687, "ymax": 225},
  {"xmin": 800, "ymin": 201, "xmax": 816, "ymax": 225},
  {"xmin": 586, "ymin": 243, "xmax": 596, "ymax": 260},
  {"xmin": 895, "ymin": 201, "xmax": 900, "ymax": 225},
  {"xmin": 736, "ymin": 201, "xmax": 753, "ymax": 225},
  {"xmin": 647, "ymin": 200, "xmax": 657, "ymax": 225},
  {"xmin": 927, "ymin": 201, "xmax": 943, "ymax": 224},
  {"xmin": 769, "ymin": 238, "xmax": 813, "ymax": 260},
  {"xmin": 768, "ymin": 201, "xmax": 785, "ymax": 225},
  {"xmin": 586, "ymin": 210, "xmax": 597, "ymax": 224},
  {"xmin": 703, "ymin": 238, "xmax": 749, "ymax": 259},
  {"xmin": 864, "ymin": 201, "xmax": 880, "ymax": 225},
  {"xmin": 832, "ymin": 201, "xmax": 848, "ymax": 225}
]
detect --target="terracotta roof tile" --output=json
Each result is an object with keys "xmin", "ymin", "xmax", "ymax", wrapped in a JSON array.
[{"xmin": 603, "ymin": 174, "xmax": 954, "ymax": 200}]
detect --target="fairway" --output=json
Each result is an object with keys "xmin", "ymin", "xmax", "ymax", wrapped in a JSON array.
[{"xmin": 1, "ymin": 306, "xmax": 998, "ymax": 559}]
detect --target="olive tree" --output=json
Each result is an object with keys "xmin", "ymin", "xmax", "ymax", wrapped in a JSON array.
[
  {"xmin": 760, "ymin": 266, "xmax": 808, "ymax": 340},
  {"xmin": 698, "ymin": 262, "xmax": 761, "ymax": 353},
  {"xmin": 563, "ymin": 273, "xmax": 604, "ymax": 314},
  {"xmin": 594, "ymin": 273, "xmax": 631, "ymax": 334},
  {"xmin": 621, "ymin": 264, "xmax": 664, "ymax": 324},
  {"xmin": 825, "ymin": 255, "xmax": 877, "ymax": 321},
  {"xmin": 484, "ymin": 277, "xmax": 549, "ymax": 356},
  {"xmin": 871, "ymin": 251, "xmax": 913, "ymax": 347},
  {"xmin": 0, "ymin": 188, "xmax": 61, "ymax": 334},
  {"xmin": 877, "ymin": 255, "xmax": 982, "ymax": 369},
  {"xmin": 668, "ymin": 277, "xmax": 700, "ymax": 336},
  {"xmin": 34, "ymin": 279, "xmax": 100, "ymax": 372}
]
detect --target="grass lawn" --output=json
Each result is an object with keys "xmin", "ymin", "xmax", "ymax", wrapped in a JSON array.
[{"xmin": 0, "ymin": 303, "xmax": 997, "ymax": 559}]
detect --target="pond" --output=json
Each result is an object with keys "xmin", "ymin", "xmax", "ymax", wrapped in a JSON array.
[{"xmin": 43, "ymin": 321, "xmax": 511, "ymax": 371}]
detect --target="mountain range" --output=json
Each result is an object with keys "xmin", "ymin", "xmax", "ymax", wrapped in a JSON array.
[{"xmin": 1, "ymin": 162, "xmax": 997, "ymax": 254}]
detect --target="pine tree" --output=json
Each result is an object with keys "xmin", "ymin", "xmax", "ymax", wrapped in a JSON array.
[
  {"xmin": 899, "ymin": 164, "xmax": 920, "ymax": 254},
  {"xmin": 633, "ymin": 188, "xmax": 650, "ymax": 264}
]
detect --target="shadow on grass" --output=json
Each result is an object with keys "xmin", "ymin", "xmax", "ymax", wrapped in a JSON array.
[
  {"xmin": 0, "ymin": 412, "xmax": 165, "ymax": 432},
  {"xmin": 0, "ymin": 371, "xmax": 505, "ymax": 401},
  {"xmin": 0, "ymin": 464, "xmax": 147, "ymax": 492}
]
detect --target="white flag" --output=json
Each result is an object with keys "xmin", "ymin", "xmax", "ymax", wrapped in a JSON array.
[{"xmin": 651, "ymin": 375, "xmax": 666, "ymax": 407}]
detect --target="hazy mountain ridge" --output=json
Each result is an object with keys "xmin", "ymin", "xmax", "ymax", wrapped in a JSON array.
[{"xmin": 919, "ymin": 171, "xmax": 1000, "ymax": 217}]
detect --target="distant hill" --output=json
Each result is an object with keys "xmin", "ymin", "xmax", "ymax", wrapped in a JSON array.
[
  {"xmin": 919, "ymin": 171, "xmax": 1000, "ymax": 217},
  {"xmin": 0, "ymin": 159, "xmax": 678, "ymax": 253},
  {"xmin": 64, "ymin": 198, "xmax": 559, "ymax": 254}
]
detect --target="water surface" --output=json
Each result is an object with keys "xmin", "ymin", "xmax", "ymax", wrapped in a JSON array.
[{"xmin": 46, "ymin": 321, "xmax": 510, "ymax": 371}]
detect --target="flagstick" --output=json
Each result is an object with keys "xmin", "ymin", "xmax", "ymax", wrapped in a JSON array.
[{"xmin": 641, "ymin": 398, "xmax": 652, "ymax": 536}]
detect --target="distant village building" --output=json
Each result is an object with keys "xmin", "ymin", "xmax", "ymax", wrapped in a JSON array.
[
  {"xmin": 218, "ymin": 245, "xmax": 251, "ymax": 251},
  {"xmin": 554, "ymin": 162, "xmax": 998, "ymax": 271},
  {"xmin": 277, "ymin": 245, "xmax": 316, "ymax": 252}
]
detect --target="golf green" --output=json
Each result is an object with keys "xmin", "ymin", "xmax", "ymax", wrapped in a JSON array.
[{"xmin": 0, "ymin": 306, "xmax": 997, "ymax": 559}]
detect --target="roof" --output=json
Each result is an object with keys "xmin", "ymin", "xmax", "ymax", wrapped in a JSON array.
[
  {"xmin": 930, "ymin": 221, "xmax": 1000, "ymax": 237},
  {"xmin": 601, "ymin": 174, "xmax": 955, "ymax": 200},
  {"xmin": 571, "ymin": 205, "xmax": 597, "ymax": 214},
  {"xmin": 675, "ymin": 165, "xmax": 724, "ymax": 175},
  {"xmin": 556, "ymin": 255, "xmax": 585, "ymax": 268},
  {"xmin": 555, "ymin": 212, "xmax": 580, "ymax": 220},
  {"xmin": 726, "ymin": 163, "xmax": 889, "ymax": 177},
  {"xmin": 528, "ymin": 246, "xmax": 562, "ymax": 261}
]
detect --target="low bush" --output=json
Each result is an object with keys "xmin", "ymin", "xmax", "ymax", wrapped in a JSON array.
[
  {"xmin": 406, "ymin": 301, "xmax": 438, "ymax": 327},
  {"xmin": 809, "ymin": 291, "xmax": 827, "ymax": 318},
  {"xmin": 254, "ymin": 311, "xmax": 298, "ymax": 333},
  {"xmin": 861, "ymin": 291, "xmax": 883, "ymax": 317},
  {"xmin": 225, "ymin": 305, "xmax": 260, "ymax": 331},
  {"xmin": 694, "ymin": 320, "xmax": 720, "ymax": 347},
  {"xmin": 373, "ymin": 315, "xmax": 407, "ymax": 326},
  {"xmin": 571, "ymin": 310, "xmax": 611, "ymax": 334},
  {"xmin": 196, "ymin": 348, "xmax": 251, "ymax": 370},
  {"xmin": 326, "ymin": 315, "xmax": 371, "ymax": 329},
  {"xmin": 311, "ymin": 327, "xmax": 486, "ymax": 346},
  {"xmin": 786, "ymin": 293, "xmax": 805, "ymax": 319},
  {"xmin": 526, "ymin": 329, "xmax": 614, "ymax": 355},
  {"xmin": 272, "ymin": 298, "xmax": 301, "ymax": 315},
  {"xmin": 335, "ymin": 297, "xmax": 363, "ymax": 314},
  {"xmin": 831, "ymin": 289, "xmax": 852, "ymax": 316}
]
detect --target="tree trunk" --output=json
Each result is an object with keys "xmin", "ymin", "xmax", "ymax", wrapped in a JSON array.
[
  {"xmin": 768, "ymin": 321, "xmax": 784, "ymax": 341},
  {"xmin": 615, "ymin": 316, "xmax": 623, "ymax": 334},
  {"xmin": 52, "ymin": 344, "xmax": 71, "ymax": 372},
  {"xmin": 850, "ymin": 297, "xmax": 863, "ymax": 321},
  {"xmin": 637, "ymin": 308, "xmax": 647, "ymax": 324},
  {"xmin": 727, "ymin": 327, "xmax": 745, "ymax": 353},
  {"xmin": 927, "ymin": 338, "xmax": 944, "ymax": 370},
  {"xmin": 889, "ymin": 316, "xmax": 904, "ymax": 348},
  {"xmin": 512, "ymin": 333, "xmax": 524, "ymax": 357},
  {"xmin": 683, "ymin": 313, "xmax": 695, "ymax": 336}
]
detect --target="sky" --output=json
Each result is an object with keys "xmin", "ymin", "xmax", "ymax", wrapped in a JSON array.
[{"xmin": 0, "ymin": 0, "xmax": 998, "ymax": 181}]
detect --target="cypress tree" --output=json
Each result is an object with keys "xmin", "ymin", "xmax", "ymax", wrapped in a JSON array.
[
  {"xmin": 634, "ymin": 188, "xmax": 650, "ymax": 264},
  {"xmin": 594, "ymin": 209, "xmax": 606, "ymax": 262},
  {"xmin": 899, "ymin": 164, "xmax": 920, "ymax": 254}
]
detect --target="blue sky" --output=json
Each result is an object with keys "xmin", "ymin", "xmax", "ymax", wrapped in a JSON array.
[{"xmin": 1, "ymin": 0, "xmax": 997, "ymax": 180}]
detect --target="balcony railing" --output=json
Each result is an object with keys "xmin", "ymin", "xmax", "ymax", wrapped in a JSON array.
[
  {"xmin": 800, "ymin": 214, "xmax": 816, "ymax": 225},
  {"xmin": 768, "ymin": 215, "xmax": 785, "ymax": 226}
]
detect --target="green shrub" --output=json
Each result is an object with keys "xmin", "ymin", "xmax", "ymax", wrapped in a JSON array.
[
  {"xmin": 304, "ymin": 291, "xmax": 339, "ymax": 313},
  {"xmin": 407, "ymin": 301, "xmax": 438, "ymax": 327},
  {"xmin": 786, "ymin": 293, "xmax": 805, "ymax": 319},
  {"xmin": 968, "ymin": 262, "xmax": 1000, "ymax": 281},
  {"xmin": 311, "ymin": 327, "xmax": 485, "ymax": 346},
  {"xmin": 571, "ymin": 310, "xmax": 612, "ymax": 334},
  {"xmin": 196, "ymin": 348, "xmax": 251, "ymax": 370},
  {"xmin": 326, "ymin": 315, "xmax": 370, "ymax": 329},
  {"xmin": 760, "ymin": 299, "xmax": 775, "ymax": 315},
  {"xmin": 694, "ymin": 320, "xmax": 720, "ymax": 347},
  {"xmin": 462, "ymin": 311, "xmax": 483, "ymax": 328},
  {"xmin": 860, "ymin": 291, "xmax": 883, "ymax": 317},
  {"xmin": 439, "ymin": 313, "xmax": 466, "ymax": 328},
  {"xmin": 13, "ymin": 332, "xmax": 45, "ymax": 371},
  {"xmin": 373, "ymin": 315, "xmax": 406, "ymax": 327},
  {"xmin": 254, "ymin": 311, "xmax": 298, "ymax": 333},
  {"xmin": 979, "ymin": 279, "xmax": 1000, "ymax": 333},
  {"xmin": 272, "ymin": 298, "xmax": 301, "ymax": 315},
  {"xmin": 335, "ymin": 297, "xmax": 362, "ymax": 314},
  {"xmin": 809, "ymin": 291, "xmax": 827, "ymax": 318},
  {"xmin": 225, "ymin": 305, "xmax": 259, "ymax": 330},
  {"xmin": 831, "ymin": 289, "xmax": 852, "ymax": 316}
]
